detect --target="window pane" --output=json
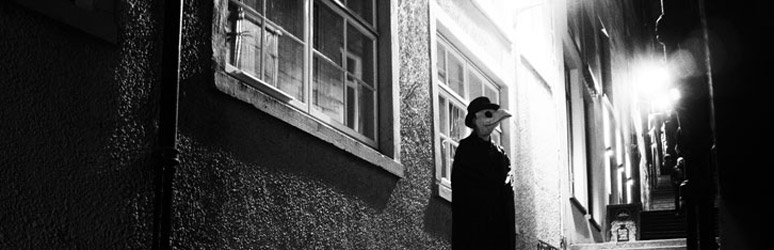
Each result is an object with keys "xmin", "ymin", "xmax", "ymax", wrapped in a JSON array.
[
  {"xmin": 468, "ymin": 69, "xmax": 483, "ymax": 99},
  {"xmin": 449, "ymin": 103, "xmax": 465, "ymax": 141},
  {"xmin": 448, "ymin": 54, "xmax": 465, "ymax": 97},
  {"xmin": 436, "ymin": 43, "xmax": 447, "ymax": 84},
  {"xmin": 277, "ymin": 36, "xmax": 304, "ymax": 101},
  {"xmin": 492, "ymin": 131, "xmax": 501, "ymax": 145},
  {"xmin": 240, "ymin": 30, "xmax": 262, "ymax": 78},
  {"xmin": 240, "ymin": 0, "xmax": 263, "ymax": 14},
  {"xmin": 438, "ymin": 96, "xmax": 448, "ymax": 135},
  {"xmin": 230, "ymin": 11, "xmax": 264, "ymax": 78},
  {"xmin": 266, "ymin": 0, "xmax": 303, "ymax": 38},
  {"xmin": 345, "ymin": 76, "xmax": 375, "ymax": 140},
  {"xmin": 346, "ymin": 83, "xmax": 356, "ymax": 129},
  {"xmin": 359, "ymin": 84, "xmax": 375, "ymax": 139},
  {"xmin": 485, "ymin": 84, "xmax": 498, "ymax": 103},
  {"xmin": 313, "ymin": 56, "xmax": 345, "ymax": 123},
  {"xmin": 441, "ymin": 139, "xmax": 449, "ymax": 179},
  {"xmin": 314, "ymin": 2, "xmax": 343, "ymax": 66},
  {"xmin": 347, "ymin": 24, "xmax": 374, "ymax": 86},
  {"xmin": 226, "ymin": 3, "xmax": 238, "ymax": 65},
  {"xmin": 263, "ymin": 30, "xmax": 278, "ymax": 85},
  {"xmin": 346, "ymin": 0, "xmax": 373, "ymax": 24},
  {"xmin": 449, "ymin": 143, "xmax": 457, "ymax": 176}
]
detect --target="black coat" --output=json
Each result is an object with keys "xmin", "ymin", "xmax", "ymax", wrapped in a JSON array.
[{"xmin": 451, "ymin": 134, "xmax": 515, "ymax": 250}]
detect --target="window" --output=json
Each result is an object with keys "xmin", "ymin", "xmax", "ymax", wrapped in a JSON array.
[
  {"xmin": 225, "ymin": 0, "xmax": 378, "ymax": 146},
  {"xmin": 580, "ymin": 10, "xmax": 601, "ymax": 93},
  {"xmin": 435, "ymin": 36, "xmax": 503, "ymax": 196},
  {"xmin": 565, "ymin": 49, "xmax": 591, "ymax": 213},
  {"xmin": 599, "ymin": 32, "xmax": 612, "ymax": 99}
]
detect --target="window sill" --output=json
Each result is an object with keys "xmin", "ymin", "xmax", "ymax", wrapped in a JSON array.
[
  {"xmin": 224, "ymin": 64, "xmax": 379, "ymax": 148},
  {"xmin": 570, "ymin": 197, "xmax": 589, "ymax": 215},
  {"xmin": 214, "ymin": 70, "xmax": 404, "ymax": 178},
  {"xmin": 436, "ymin": 182, "xmax": 452, "ymax": 202}
]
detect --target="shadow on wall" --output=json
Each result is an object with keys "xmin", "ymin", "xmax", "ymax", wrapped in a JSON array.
[
  {"xmin": 423, "ymin": 195, "xmax": 452, "ymax": 241},
  {"xmin": 0, "ymin": 2, "xmax": 158, "ymax": 248},
  {"xmin": 177, "ymin": 70, "xmax": 400, "ymax": 212},
  {"xmin": 570, "ymin": 203, "xmax": 593, "ymax": 243}
]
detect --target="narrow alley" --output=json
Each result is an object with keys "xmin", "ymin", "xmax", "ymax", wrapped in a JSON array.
[{"xmin": 1, "ymin": 0, "xmax": 769, "ymax": 249}]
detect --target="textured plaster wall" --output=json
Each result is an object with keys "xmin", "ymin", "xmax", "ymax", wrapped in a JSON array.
[
  {"xmin": 512, "ymin": 63, "xmax": 563, "ymax": 249},
  {"xmin": 170, "ymin": 0, "xmax": 451, "ymax": 249},
  {"xmin": 0, "ymin": 1, "xmax": 159, "ymax": 249},
  {"xmin": 1, "ymin": 0, "xmax": 458, "ymax": 248}
]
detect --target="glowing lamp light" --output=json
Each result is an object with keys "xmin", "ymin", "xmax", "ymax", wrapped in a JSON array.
[
  {"xmin": 636, "ymin": 65, "xmax": 671, "ymax": 98},
  {"xmin": 654, "ymin": 95, "xmax": 671, "ymax": 111},
  {"xmin": 669, "ymin": 88, "xmax": 681, "ymax": 102},
  {"xmin": 652, "ymin": 88, "xmax": 682, "ymax": 111},
  {"xmin": 635, "ymin": 60, "xmax": 678, "ymax": 112}
]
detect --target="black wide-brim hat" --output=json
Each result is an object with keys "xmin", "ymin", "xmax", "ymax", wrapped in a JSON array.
[{"xmin": 464, "ymin": 96, "xmax": 500, "ymax": 128}]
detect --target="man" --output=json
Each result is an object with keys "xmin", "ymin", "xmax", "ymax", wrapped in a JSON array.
[
  {"xmin": 672, "ymin": 156, "xmax": 686, "ymax": 214},
  {"xmin": 451, "ymin": 96, "xmax": 515, "ymax": 250}
]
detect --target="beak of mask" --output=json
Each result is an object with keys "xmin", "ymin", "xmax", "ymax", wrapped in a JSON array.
[{"xmin": 475, "ymin": 109, "xmax": 512, "ymax": 129}]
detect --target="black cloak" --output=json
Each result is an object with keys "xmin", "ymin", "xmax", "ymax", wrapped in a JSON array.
[{"xmin": 451, "ymin": 134, "xmax": 516, "ymax": 250}]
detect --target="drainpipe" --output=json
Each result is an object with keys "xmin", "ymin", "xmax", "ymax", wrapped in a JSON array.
[{"xmin": 153, "ymin": 0, "xmax": 184, "ymax": 249}]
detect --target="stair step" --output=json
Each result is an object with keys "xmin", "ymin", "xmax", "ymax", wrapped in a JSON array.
[
  {"xmin": 642, "ymin": 221, "xmax": 685, "ymax": 225},
  {"xmin": 641, "ymin": 223, "xmax": 686, "ymax": 228},
  {"xmin": 642, "ymin": 217, "xmax": 683, "ymax": 221},
  {"xmin": 642, "ymin": 231, "xmax": 686, "ymax": 235},
  {"xmin": 642, "ymin": 217, "xmax": 684, "ymax": 221},
  {"xmin": 571, "ymin": 239, "xmax": 686, "ymax": 250},
  {"xmin": 642, "ymin": 223, "xmax": 685, "ymax": 227},
  {"xmin": 641, "ymin": 228, "xmax": 685, "ymax": 231},
  {"xmin": 640, "ymin": 210, "xmax": 686, "ymax": 240},
  {"xmin": 652, "ymin": 190, "xmax": 675, "ymax": 195},
  {"xmin": 641, "ymin": 216, "xmax": 684, "ymax": 220},
  {"xmin": 642, "ymin": 226, "xmax": 685, "ymax": 230},
  {"xmin": 641, "ymin": 232, "xmax": 686, "ymax": 240}
]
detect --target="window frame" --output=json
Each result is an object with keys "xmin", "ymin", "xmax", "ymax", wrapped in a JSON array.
[
  {"xmin": 433, "ymin": 34, "xmax": 505, "ymax": 201},
  {"xmin": 214, "ymin": 0, "xmax": 402, "ymax": 177},
  {"xmin": 224, "ymin": 0, "xmax": 379, "ymax": 147}
]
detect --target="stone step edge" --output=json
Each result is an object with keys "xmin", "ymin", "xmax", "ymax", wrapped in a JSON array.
[{"xmin": 571, "ymin": 238, "xmax": 686, "ymax": 250}]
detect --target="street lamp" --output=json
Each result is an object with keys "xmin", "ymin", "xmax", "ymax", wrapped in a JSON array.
[
  {"xmin": 635, "ymin": 63, "xmax": 671, "ymax": 99},
  {"xmin": 653, "ymin": 87, "xmax": 681, "ymax": 111},
  {"xmin": 669, "ymin": 88, "xmax": 681, "ymax": 103},
  {"xmin": 634, "ymin": 60, "xmax": 680, "ymax": 112}
]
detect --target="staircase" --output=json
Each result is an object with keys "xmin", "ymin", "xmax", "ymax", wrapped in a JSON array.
[
  {"xmin": 649, "ymin": 188, "xmax": 676, "ymax": 211},
  {"xmin": 571, "ymin": 174, "xmax": 690, "ymax": 250},
  {"xmin": 640, "ymin": 210, "xmax": 686, "ymax": 240},
  {"xmin": 571, "ymin": 239, "xmax": 686, "ymax": 250},
  {"xmin": 640, "ymin": 173, "xmax": 687, "ymax": 240},
  {"xmin": 650, "ymin": 174, "xmax": 677, "ymax": 211}
]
